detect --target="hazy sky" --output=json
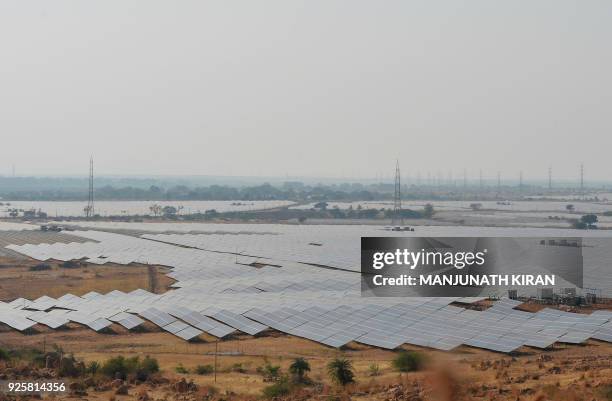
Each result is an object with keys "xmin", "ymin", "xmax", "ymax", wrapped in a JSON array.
[{"xmin": 0, "ymin": 1, "xmax": 610, "ymax": 181}]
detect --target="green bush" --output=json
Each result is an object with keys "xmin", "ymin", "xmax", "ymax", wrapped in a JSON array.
[
  {"xmin": 29, "ymin": 263, "xmax": 51, "ymax": 271},
  {"xmin": 262, "ymin": 376, "xmax": 292, "ymax": 398},
  {"xmin": 86, "ymin": 361, "xmax": 100, "ymax": 375},
  {"xmin": 101, "ymin": 356, "xmax": 130, "ymax": 379},
  {"xmin": 392, "ymin": 351, "xmax": 423, "ymax": 372},
  {"xmin": 100, "ymin": 356, "xmax": 156, "ymax": 380},
  {"xmin": 175, "ymin": 363, "xmax": 189, "ymax": 374},
  {"xmin": 61, "ymin": 260, "xmax": 80, "ymax": 269},
  {"xmin": 368, "ymin": 363, "xmax": 381, "ymax": 376},
  {"xmin": 0, "ymin": 348, "xmax": 10, "ymax": 361},
  {"xmin": 195, "ymin": 364, "xmax": 214, "ymax": 375},
  {"xmin": 136, "ymin": 356, "xmax": 159, "ymax": 381},
  {"xmin": 230, "ymin": 362, "xmax": 246, "ymax": 373},
  {"xmin": 259, "ymin": 363, "xmax": 281, "ymax": 381}
]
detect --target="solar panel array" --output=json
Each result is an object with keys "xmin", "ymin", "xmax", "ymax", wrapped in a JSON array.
[{"xmin": 0, "ymin": 224, "xmax": 611, "ymax": 352}]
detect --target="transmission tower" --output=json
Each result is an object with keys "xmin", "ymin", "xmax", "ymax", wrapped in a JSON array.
[
  {"xmin": 580, "ymin": 163, "xmax": 584, "ymax": 198},
  {"xmin": 85, "ymin": 157, "xmax": 95, "ymax": 217},
  {"xmin": 548, "ymin": 167, "xmax": 552, "ymax": 192},
  {"xmin": 392, "ymin": 160, "xmax": 403, "ymax": 226}
]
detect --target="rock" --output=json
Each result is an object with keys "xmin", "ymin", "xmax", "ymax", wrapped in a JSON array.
[
  {"xmin": 111, "ymin": 379, "xmax": 124, "ymax": 388},
  {"xmin": 137, "ymin": 389, "xmax": 150, "ymax": 401},
  {"xmin": 174, "ymin": 378, "xmax": 189, "ymax": 393},
  {"xmin": 115, "ymin": 384, "xmax": 129, "ymax": 395},
  {"xmin": 172, "ymin": 378, "xmax": 198, "ymax": 393}
]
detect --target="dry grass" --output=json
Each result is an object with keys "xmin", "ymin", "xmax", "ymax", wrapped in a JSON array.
[
  {"xmin": 0, "ymin": 324, "xmax": 610, "ymax": 399},
  {"xmin": 0, "ymin": 257, "xmax": 173, "ymax": 300}
]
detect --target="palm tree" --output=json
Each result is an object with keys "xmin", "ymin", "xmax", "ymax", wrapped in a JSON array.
[
  {"xmin": 327, "ymin": 358, "xmax": 354, "ymax": 386},
  {"xmin": 289, "ymin": 357, "xmax": 310, "ymax": 382}
]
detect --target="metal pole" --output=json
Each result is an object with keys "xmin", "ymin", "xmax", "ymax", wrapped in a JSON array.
[{"xmin": 214, "ymin": 340, "xmax": 218, "ymax": 383}]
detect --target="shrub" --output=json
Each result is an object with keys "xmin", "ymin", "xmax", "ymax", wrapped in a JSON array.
[
  {"xmin": 572, "ymin": 220, "xmax": 587, "ymax": 229},
  {"xmin": 136, "ymin": 356, "xmax": 159, "ymax": 381},
  {"xmin": 423, "ymin": 203, "xmax": 435, "ymax": 218},
  {"xmin": 368, "ymin": 363, "xmax": 381, "ymax": 376},
  {"xmin": 230, "ymin": 363, "xmax": 246, "ymax": 373},
  {"xmin": 61, "ymin": 260, "xmax": 80, "ymax": 269},
  {"xmin": 195, "ymin": 364, "xmax": 214, "ymax": 375},
  {"xmin": 392, "ymin": 351, "xmax": 423, "ymax": 372},
  {"xmin": 262, "ymin": 376, "xmax": 292, "ymax": 398},
  {"xmin": 101, "ymin": 356, "xmax": 145, "ymax": 380},
  {"xmin": 58, "ymin": 355, "xmax": 84, "ymax": 377},
  {"xmin": 175, "ymin": 364, "xmax": 189, "ymax": 374},
  {"xmin": 30, "ymin": 263, "xmax": 51, "ymax": 271},
  {"xmin": 201, "ymin": 385, "xmax": 219, "ymax": 397},
  {"xmin": 86, "ymin": 361, "xmax": 100, "ymax": 375},
  {"xmin": 327, "ymin": 358, "xmax": 354, "ymax": 386},
  {"xmin": 259, "ymin": 363, "xmax": 281, "ymax": 382},
  {"xmin": 597, "ymin": 384, "xmax": 612, "ymax": 400},
  {"xmin": 0, "ymin": 348, "xmax": 10, "ymax": 361}
]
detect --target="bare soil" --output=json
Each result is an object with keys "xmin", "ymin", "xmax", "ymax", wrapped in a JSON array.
[{"xmin": 0, "ymin": 257, "xmax": 174, "ymax": 300}]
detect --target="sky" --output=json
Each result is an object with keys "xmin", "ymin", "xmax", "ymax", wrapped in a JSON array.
[{"xmin": 0, "ymin": 1, "xmax": 610, "ymax": 182}]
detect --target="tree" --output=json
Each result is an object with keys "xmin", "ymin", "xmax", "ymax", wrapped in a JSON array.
[
  {"xmin": 392, "ymin": 351, "xmax": 423, "ymax": 372},
  {"xmin": 162, "ymin": 206, "xmax": 177, "ymax": 217},
  {"xmin": 580, "ymin": 214, "xmax": 598, "ymax": 229},
  {"xmin": 149, "ymin": 204, "xmax": 162, "ymax": 216},
  {"xmin": 470, "ymin": 203, "xmax": 482, "ymax": 211},
  {"xmin": 313, "ymin": 201, "xmax": 328, "ymax": 210},
  {"xmin": 423, "ymin": 203, "xmax": 435, "ymax": 218},
  {"xmin": 289, "ymin": 358, "xmax": 310, "ymax": 383},
  {"xmin": 327, "ymin": 358, "xmax": 354, "ymax": 386}
]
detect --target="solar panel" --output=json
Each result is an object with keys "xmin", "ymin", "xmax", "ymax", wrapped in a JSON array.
[
  {"xmin": 161, "ymin": 320, "xmax": 187, "ymax": 333},
  {"xmin": 26, "ymin": 311, "xmax": 69, "ymax": 329},
  {"xmin": 175, "ymin": 326, "xmax": 203, "ymax": 340},
  {"xmin": 86, "ymin": 318, "xmax": 112, "ymax": 332},
  {"xmin": 0, "ymin": 313, "xmax": 36, "ymax": 331},
  {"xmin": 3, "ymin": 224, "xmax": 612, "ymax": 353},
  {"xmin": 163, "ymin": 307, "xmax": 235, "ymax": 337},
  {"xmin": 207, "ymin": 310, "xmax": 267, "ymax": 335},
  {"xmin": 139, "ymin": 308, "xmax": 177, "ymax": 327},
  {"xmin": 109, "ymin": 312, "xmax": 145, "ymax": 330}
]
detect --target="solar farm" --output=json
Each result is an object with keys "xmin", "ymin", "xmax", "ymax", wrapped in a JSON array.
[{"xmin": 0, "ymin": 221, "xmax": 611, "ymax": 355}]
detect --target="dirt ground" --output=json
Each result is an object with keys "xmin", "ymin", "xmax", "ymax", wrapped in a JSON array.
[
  {"xmin": 0, "ymin": 257, "xmax": 174, "ymax": 300},
  {"xmin": 0, "ymin": 323, "xmax": 610, "ymax": 400},
  {"xmin": 0, "ymin": 256, "xmax": 610, "ymax": 400}
]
